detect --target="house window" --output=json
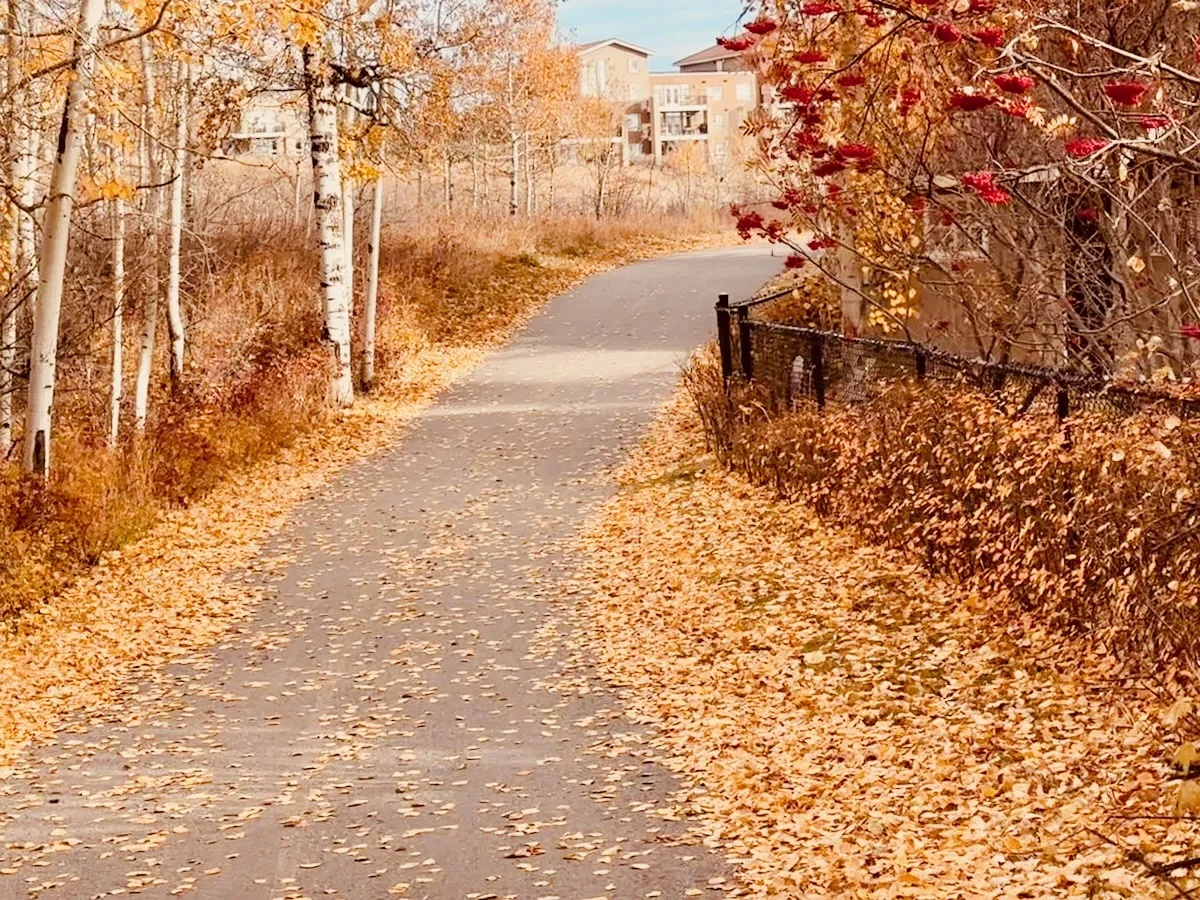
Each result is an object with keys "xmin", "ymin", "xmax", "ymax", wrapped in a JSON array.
[
  {"xmin": 625, "ymin": 113, "xmax": 641, "ymax": 133},
  {"xmin": 628, "ymin": 84, "xmax": 639, "ymax": 100},
  {"xmin": 707, "ymin": 85, "xmax": 724, "ymax": 101},
  {"xmin": 736, "ymin": 82, "xmax": 753, "ymax": 102},
  {"xmin": 628, "ymin": 57, "xmax": 639, "ymax": 73},
  {"xmin": 714, "ymin": 112, "xmax": 727, "ymax": 130}
]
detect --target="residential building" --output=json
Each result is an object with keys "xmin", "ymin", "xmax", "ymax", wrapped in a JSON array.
[
  {"xmin": 647, "ymin": 70, "xmax": 757, "ymax": 164},
  {"xmin": 227, "ymin": 93, "xmax": 307, "ymax": 158},
  {"xmin": 673, "ymin": 40, "xmax": 755, "ymax": 74},
  {"xmin": 576, "ymin": 39, "xmax": 655, "ymax": 162},
  {"xmin": 572, "ymin": 37, "xmax": 765, "ymax": 166}
]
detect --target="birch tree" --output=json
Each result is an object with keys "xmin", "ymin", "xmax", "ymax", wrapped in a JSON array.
[
  {"xmin": 303, "ymin": 46, "xmax": 354, "ymax": 406},
  {"xmin": 3, "ymin": 0, "xmax": 37, "ymax": 456},
  {"xmin": 362, "ymin": 174, "xmax": 382, "ymax": 391},
  {"xmin": 134, "ymin": 36, "xmax": 159, "ymax": 430},
  {"xmin": 165, "ymin": 60, "xmax": 188, "ymax": 389},
  {"xmin": 109, "ymin": 97, "xmax": 127, "ymax": 447},
  {"xmin": 22, "ymin": 0, "xmax": 107, "ymax": 475}
]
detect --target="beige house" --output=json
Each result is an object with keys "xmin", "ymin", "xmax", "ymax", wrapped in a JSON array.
[
  {"xmin": 573, "ymin": 37, "xmax": 764, "ymax": 165},
  {"xmin": 674, "ymin": 41, "xmax": 756, "ymax": 74},
  {"xmin": 576, "ymin": 39, "xmax": 654, "ymax": 162},
  {"xmin": 647, "ymin": 70, "xmax": 757, "ymax": 164},
  {"xmin": 228, "ymin": 93, "xmax": 308, "ymax": 159}
]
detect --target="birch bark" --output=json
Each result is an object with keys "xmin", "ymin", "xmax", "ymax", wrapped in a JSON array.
[
  {"xmin": 22, "ymin": 0, "xmax": 106, "ymax": 475},
  {"xmin": 362, "ymin": 176, "xmax": 382, "ymax": 391},
  {"xmin": 134, "ymin": 36, "xmax": 159, "ymax": 430},
  {"xmin": 165, "ymin": 60, "xmax": 188, "ymax": 389},
  {"xmin": 304, "ymin": 48, "xmax": 354, "ymax": 406}
]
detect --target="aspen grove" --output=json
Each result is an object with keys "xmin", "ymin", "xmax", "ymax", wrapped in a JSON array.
[{"xmin": 0, "ymin": 0, "xmax": 596, "ymax": 479}]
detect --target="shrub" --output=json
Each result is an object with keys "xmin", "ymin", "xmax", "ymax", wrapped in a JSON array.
[{"xmin": 685, "ymin": 343, "xmax": 1200, "ymax": 669}]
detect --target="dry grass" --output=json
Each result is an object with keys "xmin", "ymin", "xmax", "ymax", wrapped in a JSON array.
[{"xmin": 0, "ymin": 212, "xmax": 726, "ymax": 623}]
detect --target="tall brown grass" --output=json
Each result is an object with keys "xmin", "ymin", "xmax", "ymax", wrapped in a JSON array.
[{"xmin": 0, "ymin": 210, "xmax": 722, "ymax": 622}]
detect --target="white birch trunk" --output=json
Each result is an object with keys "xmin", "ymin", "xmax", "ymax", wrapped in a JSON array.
[
  {"xmin": 165, "ymin": 60, "xmax": 188, "ymax": 389},
  {"xmin": 134, "ymin": 36, "xmax": 159, "ymax": 431},
  {"xmin": 341, "ymin": 87, "xmax": 356, "ymax": 318},
  {"xmin": 3, "ymin": 0, "xmax": 36, "ymax": 455},
  {"xmin": 342, "ymin": 176, "xmax": 354, "ymax": 317},
  {"xmin": 524, "ymin": 135, "xmax": 533, "ymax": 216},
  {"xmin": 22, "ymin": 0, "xmax": 105, "ymax": 475},
  {"xmin": 1, "ymin": 235, "xmax": 14, "ymax": 457},
  {"xmin": 510, "ymin": 134, "xmax": 520, "ymax": 217},
  {"xmin": 109, "ymin": 91, "xmax": 126, "ymax": 447},
  {"xmin": 362, "ymin": 176, "xmax": 383, "ymax": 392},
  {"xmin": 110, "ymin": 192, "xmax": 126, "ymax": 447},
  {"xmin": 304, "ymin": 49, "xmax": 354, "ymax": 407}
]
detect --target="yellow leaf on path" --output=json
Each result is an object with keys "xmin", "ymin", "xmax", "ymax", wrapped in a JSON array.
[
  {"xmin": 1176, "ymin": 742, "xmax": 1200, "ymax": 776},
  {"xmin": 1164, "ymin": 697, "xmax": 1192, "ymax": 727},
  {"xmin": 1176, "ymin": 780, "xmax": 1200, "ymax": 814}
]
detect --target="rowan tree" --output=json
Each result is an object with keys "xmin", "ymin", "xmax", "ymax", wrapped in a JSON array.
[{"xmin": 736, "ymin": 0, "xmax": 1200, "ymax": 375}]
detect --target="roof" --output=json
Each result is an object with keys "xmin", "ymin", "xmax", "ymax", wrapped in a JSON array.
[
  {"xmin": 576, "ymin": 38, "xmax": 654, "ymax": 58},
  {"xmin": 673, "ymin": 40, "xmax": 746, "ymax": 68}
]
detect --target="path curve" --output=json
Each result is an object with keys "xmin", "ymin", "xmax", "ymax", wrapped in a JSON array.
[{"xmin": 0, "ymin": 246, "xmax": 780, "ymax": 899}]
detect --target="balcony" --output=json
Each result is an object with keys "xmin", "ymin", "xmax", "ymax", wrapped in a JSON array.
[
  {"xmin": 660, "ymin": 128, "xmax": 708, "ymax": 141},
  {"xmin": 655, "ymin": 94, "xmax": 708, "ymax": 110}
]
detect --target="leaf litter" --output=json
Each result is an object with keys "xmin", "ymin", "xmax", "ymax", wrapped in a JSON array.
[{"xmin": 575, "ymin": 389, "xmax": 1200, "ymax": 899}]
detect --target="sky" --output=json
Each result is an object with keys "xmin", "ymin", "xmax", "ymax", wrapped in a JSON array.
[{"xmin": 558, "ymin": 0, "xmax": 743, "ymax": 71}]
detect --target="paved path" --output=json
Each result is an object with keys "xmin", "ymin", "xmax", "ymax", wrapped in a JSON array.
[{"xmin": 0, "ymin": 247, "xmax": 780, "ymax": 900}]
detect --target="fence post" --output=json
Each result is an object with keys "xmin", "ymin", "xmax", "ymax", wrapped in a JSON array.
[
  {"xmin": 737, "ymin": 305, "xmax": 753, "ymax": 379},
  {"xmin": 915, "ymin": 349, "xmax": 927, "ymax": 381},
  {"xmin": 811, "ymin": 335, "xmax": 826, "ymax": 410},
  {"xmin": 715, "ymin": 294, "xmax": 733, "ymax": 381},
  {"xmin": 1056, "ymin": 382, "xmax": 1070, "ymax": 422}
]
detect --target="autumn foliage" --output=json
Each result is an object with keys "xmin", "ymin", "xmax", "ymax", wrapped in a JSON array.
[
  {"xmin": 733, "ymin": 0, "xmax": 1200, "ymax": 372},
  {"xmin": 687, "ymin": 343, "xmax": 1200, "ymax": 671}
]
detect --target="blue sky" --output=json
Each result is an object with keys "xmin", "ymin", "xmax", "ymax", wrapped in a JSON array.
[{"xmin": 559, "ymin": 0, "xmax": 744, "ymax": 71}]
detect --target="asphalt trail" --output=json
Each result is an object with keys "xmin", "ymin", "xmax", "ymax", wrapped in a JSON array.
[{"xmin": 0, "ymin": 246, "xmax": 780, "ymax": 899}]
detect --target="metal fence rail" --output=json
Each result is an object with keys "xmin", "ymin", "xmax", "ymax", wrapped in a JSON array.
[{"xmin": 714, "ymin": 292, "xmax": 1200, "ymax": 422}]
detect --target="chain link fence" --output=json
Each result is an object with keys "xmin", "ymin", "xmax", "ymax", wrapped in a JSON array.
[{"xmin": 715, "ymin": 292, "xmax": 1200, "ymax": 421}]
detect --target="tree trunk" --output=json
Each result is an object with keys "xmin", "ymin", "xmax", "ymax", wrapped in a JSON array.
[
  {"xmin": 109, "ymin": 92, "xmax": 126, "ymax": 447},
  {"xmin": 3, "ymin": 0, "xmax": 36, "ymax": 456},
  {"xmin": 470, "ymin": 148, "xmax": 478, "ymax": 211},
  {"xmin": 110, "ymin": 191, "xmax": 126, "ymax": 447},
  {"xmin": 304, "ymin": 47, "xmax": 354, "ymax": 407},
  {"xmin": 293, "ymin": 158, "xmax": 303, "ymax": 226},
  {"xmin": 165, "ymin": 60, "xmax": 188, "ymax": 390},
  {"xmin": 134, "ymin": 36, "xmax": 159, "ymax": 431},
  {"xmin": 524, "ymin": 134, "xmax": 533, "ymax": 216},
  {"xmin": 837, "ymin": 240, "xmax": 865, "ymax": 335},
  {"xmin": 342, "ymin": 176, "xmax": 354, "ymax": 317},
  {"xmin": 510, "ymin": 133, "xmax": 520, "ymax": 217},
  {"xmin": 22, "ymin": 0, "xmax": 106, "ymax": 476},
  {"xmin": 362, "ymin": 176, "xmax": 383, "ymax": 392},
  {"xmin": 443, "ymin": 152, "xmax": 452, "ymax": 212}
]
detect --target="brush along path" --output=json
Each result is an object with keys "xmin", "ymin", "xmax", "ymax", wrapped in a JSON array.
[
  {"xmin": 576, "ymin": 393, "xmax": 1200, "ymax": 899},
  {"xmin": 0, "ymin": 246, "xmax": 780, "ymax": 899}
]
